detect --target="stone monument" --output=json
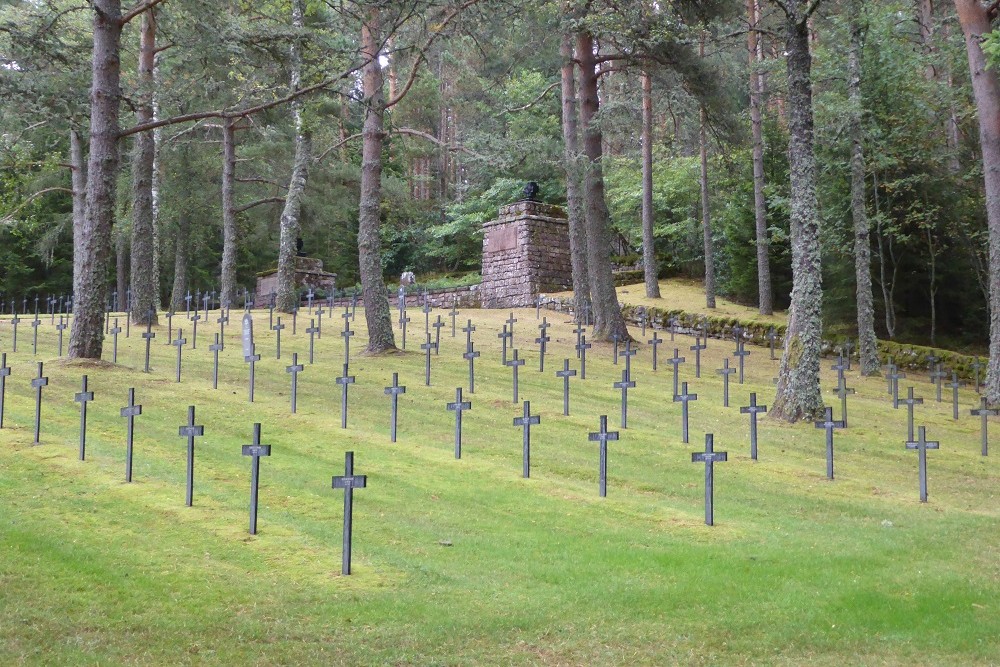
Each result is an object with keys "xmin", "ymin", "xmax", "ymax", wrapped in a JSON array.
[
  {"xmin": 480, "ymin": 195, "xmax": 572, "ymax": 309},
  {"xmin": 254, "ymin": 256, "xmax": 337, "ymax": 306}
]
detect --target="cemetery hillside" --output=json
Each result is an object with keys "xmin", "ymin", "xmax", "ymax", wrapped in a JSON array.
[{"xmin": 3, "ymin": 0, "xmax": 1000, "ymax": 664}]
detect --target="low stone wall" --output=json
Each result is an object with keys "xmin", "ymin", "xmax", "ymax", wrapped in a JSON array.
[{"xmin": 328, "ymin": 284, "xmax": 482, "ymax": 310}]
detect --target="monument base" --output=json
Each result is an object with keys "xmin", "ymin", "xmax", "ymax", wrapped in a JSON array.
[{"xmin": 254, "ymin": 257, "xmax": 336, "ymax": 306}]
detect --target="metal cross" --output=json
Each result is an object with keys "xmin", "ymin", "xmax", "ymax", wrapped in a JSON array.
[
  {"xmin": 286, "ymin": 353, "xmax": 304, "ymax": 414},
  {"xmin": 242, "ymin": 423, "xmax": 272, "ymax": 534},
  {"xmin": 447, "ymin": 387, "xmax": 472, "ymax": 459},
  {"xmin": 173, "ymin": 329, "xmax": 187, "ymax": 383},
  {"xmin": 833, "ymin": 375, "xmax": 855, "ymax": 427},
  {"xmin": 421, "ymin": 333, "xmax": 436, "ymax": 386},
  {"xmin": 946, "ymin": 372, "xmax": 962, "ymax": 420},
  {"xmin": 272, "ymin": 317, "xmax": 285, "ymax": 359},
  {"xmin": 929, "ymin": 363, "xmax": 948, "ymax": 402},
  {"xmin": 716, "ymin": 358, "xmax": 735, "ymax": 407},
  {"xmin": 740, "ymin": 392, "xmax": 767, "ymax": 460},
  {"xmin": 886, "ymin": 364, "xmax": 906, "ymax": 407},
  {"xmin": 463, "ymin": 342, "xmax": 480, "ymax": 394},
  {"xmin": 970, "ymin": 397, "xmax": 999, "ymax": 457},
  {"xmin": 306, "ymin": 319, "xmax": 319, "ymax": 364},
  {"xmin": 556, "ymin": 358, "xmax": 577, "ymax": 416},
  {"xmin": 335, "ymin": 363, "xmax": 356, "ymax": 429},
  {"xmin": 342, "ymin": 319, "xmax": 355, "ymax": 363},
  {"xmin": 690, "ymin": 336, "xmax": 706, "ymax": 378},
  {"xmin": 905, "ymin": 426, "xmax": 939, "ymax": 503},
  {"xmin": 588, "ymin": 415, "xmax": 619, "ymax": 497},
  {"xmin": 332, "ymin": 451, "xmax": 367, "ymax": 575},
  {"xmin": 614, "ymin": 369, "xmax": 636, "ymax": 429},
  {"xmin": 673, "ymin": 382, "xmax": 698, "ymax": 443},
  {"xmin": 74, "ymin": 374, "xmax": 95, "ymax": 461},
  {"xmin": 142, "ymin": 316, "xmax": 156, "ymax": 372},
  {"xmin": 733, "ymin": 340, "xmax": 750, "ymax": 384},
  {"xmin": 814, "ymin": 407, "xmax": 845, "ymax": 480},
  {"xmin": 0, "ymin": 353, "xmax": 9, "ymax": 429},
  {"xmin": 432, "ymin": 316, "xmax": 444, "ymax": 354},
  {"xmin": 109, "ymin": 318, "xmax": 122, "ymax": 363},
  {"xmin": 120, "ymin": 387, "xmax": 142, "ymax": 482},
  {"xmin": 498, "ymin": 325, "xmax": 511, "ymax": 365},
  {"xmin": 767, "ymin": 327, "xmax": 778, "ymax": 360},
  {"xmin": 576, "ymin": 335, "xmax": 592, "ymax": 379},
  {"xmin": 384, "ymin": 372, "xmax": 406, "ymax": 442},
  {"xmin": 190, "ymin": 311, "xmax": 201, "ymax": 349},
  {"xmin": 649, "ymin": 331, "xmax": 662, "ymax": 371},
  {"xmin": 245, "ymin": 346, "xmax": 261, "ymax": 403},
  {"xmin": 506, "ymin": 349, "xmax": 526, "ymax": 403},
  {"xmin": 177, "ymin": 405, "xmax": 205, "ymax": 507},
  {"xmin": 899, "ymin": 386, "xmax": 924, "ymax": 442},
  {"xmin": 462, "ymin": 319, "xmax": 476, "ymax": 350},
  {"xmin": 56, "ymin": 316, "xmax": 68, "ymax": 357},
  {"xmin": 667, "ymin": 348, "xmax": 685, "ymax": 398},
  {"xmin": 692, "ymin": 433, "xmax": 728, "ymax": 526},
  {"xmin": 513, "ymin": 400, "xmax": 540, "ymax": 478},
  {"xmin": 209, "ymin": 334, "xmax": 223, "ymax": 389}
]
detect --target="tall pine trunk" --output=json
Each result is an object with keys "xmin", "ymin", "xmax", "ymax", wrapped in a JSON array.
[
  {"xmin": 130, "ymin": 9, "xmax": 158, "ymax": 326},
  {"xmin": 276, "ymin": 0, "xmax": 310, "ymax": 314},
  {"xmin": 70, "ymin": 128, "xmax": 86, "ymax": 257},
  {"xmin": 358, "ymin": 8, "xmax": 396, "ymax": 353},
  {"xmin": 770, "ymin": 0, "xmax": 824, "ymax": 422},
  {"xmin": 699, "ymin": 33, "xmax": 716, "ymax": 309},
  {"xmin": 561, "ymin": 32, "xmax": 592, "ymax": 319},
  {"xmin": 848, "ymin": 0, "xmax": 879, "ymax": 375},
  {"xmin": 70, "ymin": 0, "xmax": 123, "ymax": 359},
  {"xmin": 576, "ymin": 31, "xmax": 629, "ymax": 342},
  {"xmin": 955, "ymin": 0, "xmax": 1000, "ymax": 404},
  {"xmin": 220, "ymin": 116, "xmax": 238, "ymax": 307},
  {"xmin": 641, "ymin": 71, "xmax": 660, "ymax": 299},
  {"xmin": 749, "ymin": 0, "xmax": 773, "ymax": 315}
]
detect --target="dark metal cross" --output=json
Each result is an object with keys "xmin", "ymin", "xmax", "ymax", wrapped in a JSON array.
[
  {"xmin": 242, "ymin": 423, "xmax": 272, "ymax": 534},
  {"xmin": 272, "ymin": 317, "xmax": 285, "ymax": 359},
  {"xmin": 173, "ymin": 330, "xmax": 187, "ymax": 383},
  {"xmin": 245, "ymin": 346, "xmax": 261, "ymax": 403},
  {"xmin": 177, "ymin": 406, "xmax": 205, "ymax": 507},
  {"xmin": 190, "ymin": 311, "xmax": 201, "ymax": 350},
  {"xmin": 740, "ymin": 392, "xmax": 768, "ymax": 460},
  {"xmin": 668, "ymin": 316, "xmax": 678, "ymax": 341},
  {"xmin": 447, "ymin": 387, "xmax": 472, "ymax": 459},
  {"xmin": 432, "ymin": 315, "xmax": 444, "ymax": 354},
  {"xmin": 611, "ymin": 333, "xmax": 620, "ymax": 364},
  {"xmin": 767, "ymin": 327, "xmax": 778, "ymax": 360},
  {"xmin": 905, "ymin": 425, "xmax": 939, "ymax": 503},
  {"xmin": 384, "ymin": 372, "xmax": 406, "ymax": 442},
  {"xmin": 165, "ymin": 311, "xmax": 173, "ymax": 346},
  {"xmin": 307, "ymin": 288, "xmax": 315, "ymax": 312},
  {"xmin": 421, "ymin": 333, "xmax": 436, "ymax": 386},
  {"xmin": 463, "ymin": 342, "xmax": 480, "ymax": 394},
  {"xmin": 506, "ymin": 349, "xmax": 525, "ymax": 403},
  {"xmin": 673, "ymin": 382, "xmax": 698, "ymax": 444},
  {"xmin": 929, "ymin": 363, "xmax": 948, "ymax": 402},
  {"xmin": 733, "ymin": 340, "xmax": 750, "ymax": 384},
  {"xmin": 110, "ymin": 319, "xmax": 122, "ymax": 363},
  {"xmin": 75, "ymin": 375, "xmax": 95, "ymax": 461},
  {"xmin": 833, "ymin": 375, "xmax": 855, "ymax": 427},
  {"xmin": 886, "ymin": 364, "xmax": 906, "ymax": 407},
  {"xmin": 506, "ymin": 312, "xmax": 518, "ymax": 346},
  {"xmin": 450, "ymin": 300, "xmax": 459, "ymax": 337},
  {"xmin": 209, "ymin": 334, "xmax": 223, "ymax": 389},
  {"xmin": 10, "ymin": 313, "xmax": 18, "ymax": 352},
  {"xmin": 398, "ymin": 313, "xmax": 410, "ymax": 349},
  {"xmin": 462, "ymin": 319, "xmax": 476, "ymax": 350},
  {"xmin": 422, "ymin": 300, "xmax": 432, "ymax": 333},
  {"xmin": 498, "ymin": 324, "xmax": 511, "ymax": 365},
  {"xmin": 649, "ymin": 331, "xmax": 663, "ymax": 371},
  {"xmin": 56, "ymin": 315, "xmax": 68, "ymax": 357},
  {"xmin": 716, "ymin": 358, "xmax": 735, "ymax": 407},
  {"xmin": 316, "ymin": 306, "xmax": 325, "ymax": 339},
  {"xmin": 556, "ymin": 359, "xmax": 576, "ymax": 416},
  {"xmin": 287, "ymin": 353, "xmax": 304, "ymax": 414},
  {"xmin": 120, "ymin": 387, "xmax": 142, "ymax": 483},
  {"xmin": 667, "ymin": 348, "xmax": 685, "ymax": 398},
  {"xmin": 638, "ymin": 310, "xmax": 647, "ymax": 337},
  {"xmin": 619, "ymin": 340, "xmax": 637, "ymax": 378},
  {"xmin": 342, "ymin": 319, "xmax": 355, "ymax": 363},
  {"xmin": 217, "ymin": 311, "xmax": 228, "ymax": 350},
  {"xmin": 536, "ymin": 329, "xmax": 550, "ymax": 372},
  {"xmin": 588, "ymin": 415, "xmax": 619, "ymax": 497},
  {"xmin": 690, "ymin": 336, "xmax": 706, "ymax": 378},
  {"xmin": 972, "ymin": 356, "xmax": 984, "ymax": 394},
  {"xmin": 336, "ymin": 363, "xmax": 355, "ymax": 429},
  {"xmin": 576, "ymin": 335, "xmax": 591, "ymax": 379},
  {"xmin": 899, "ymin": 386, "xmax": 924, "ymax": 442},
  {"xmin": 970, "ymin": 397, "xmax": 999, "ymax": 457},
  {"xmin": 306, "ymin": 319, "xmax": 319, "ymax": 364},
  {"xmin": 30, "ymin": 313, "xmax": 40, "ymax": 355},
  {"xmin": 513, "ymin": 400, "xmax": 540, "ymax": 478},
  {"xmin": 573, "ymin": 323, "xmax": 585, "ymax": 358},
  {"xmin": 840, "ymin": 339, "xmax": 854, "ymax": 370},
  {"xmin": 0, "ymin": 353, "xmax": 9, "ymax": 429},
  {"xmin": 830, "ymin": 356, "xmax": 847, "ymax": 387},
  {"xmin": 142, "ymin": 316, "xmax": 156, "ymax": 372},
  {"xmin": 614, "ymin": 369, "xmax": 637, "ymax": 429},
  {"xmin": 692, "ymin": 434, "xmax": 728, "ymax": 526},
  {"xmin": 946, "ymin": 372, "xmax": 962, "ymax": 420},
  {"xmin": 814, "ymin": 407, "xmax": 845, "ymax": 480},
  {"xmin": 332, "ymin": 451, "xmax": 367, "ymax": 576}
]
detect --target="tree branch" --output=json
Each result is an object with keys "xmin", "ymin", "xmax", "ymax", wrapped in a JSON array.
[
  {"xmin": 120, "ymin": 0, "xmax": 167, "ymax": 26},
  {"xmin": 234, "ymin": 197, "xmax": 284, "ymax": 214},
  {"xmin": 237, "ymin": 177, "xmax": 288, "ymax": 189},
  {"xmin": 501, "ymin": 81, "xmax": 559, "ymax": 114},
  {"xmin": 1, "ymin": 187, "xmax": 73, "ymax": 224}
]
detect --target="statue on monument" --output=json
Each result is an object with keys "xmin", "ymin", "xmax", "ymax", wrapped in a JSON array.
[{"xmin": 521, "ymin": 181, "xmax": 540, "ymax": 202}]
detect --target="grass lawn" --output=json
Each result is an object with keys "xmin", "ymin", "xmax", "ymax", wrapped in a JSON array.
[{"xmin": 0, "ymin": 302, "xmax": 997, "ymax": 665}]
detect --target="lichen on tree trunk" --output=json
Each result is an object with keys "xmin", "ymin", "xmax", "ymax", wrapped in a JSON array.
[
  {"xmin": 219, "ymin": 116, "xmax": 238, "ymax": 308},
  {"xmin": 770, "ymin": 0, "xmax": 825, "ymax": 422},
  {"xmin": 640, "ymin": 71, "xmax": 660, "ymax": 300}
]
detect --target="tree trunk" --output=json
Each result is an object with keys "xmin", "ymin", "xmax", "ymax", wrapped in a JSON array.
[
  {"xmin": 561, "ymin": 32, "xmax": 592, "ymax": 319},
  {"xmin": 70, "ymin": 0, "xmax": 123, "ymax": 359},
  {"xmin": 358, "ymin": 7, "xmax": 396, "ymax": 353},
  {"xmin": 770, "ymin": 0, "xmax": 825, "ymax": 422},
  {"xmin": 129, "ymin": 9, "xmax": 158, "ymax": 326},
  {"xmin": 576, "ymin": 31, "xmax": 629, "ymax": 342},
  {"xmin": 955, "ymin": 0, "xmax": 1000, "ymax": 403},
  {"xmin": 116, "ymin": 221, "xmax": 128, "ymax": 308},
  {"xmin": 151, "ymin": 57, "xmax": 162, "ymax": 310},
  {"xmin": 220, "ymin": 116, "xmax": 238, "ymax": 307},
  {"xmin": 848, "ymin": 0, "xmax": 879, "ymax": 375},
  {"xmin": 641, "ymin": 71, "xmax": 660, "ymax": 299},
  {"xmin": 276, "ymin": 0, "xmax": 311, "ymax": 314},
  {"xmin": 698, "ymin": 35, "xmax": 716, "ymax": 309},
  {"xmin": 170, "ymin": 211, "xmax": 190, "ymax": 312},
  {"xmin": 749, "ymin": 0, "xmax": 773, "ymax": 315},
  {"xmin": 70, "ymin": 128, "xmax": 86, "ymax": 256}
]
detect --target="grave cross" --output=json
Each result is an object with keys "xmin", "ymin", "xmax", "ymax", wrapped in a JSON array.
[
  {"xmin": 556, "ymin": 359, "xmax": 577, "ymax": 416},
  {"xmin": 177, "ymin": 406, "xmax": 205, "ymax": 507},
  {"xmin": 840, "ymin": 339, "xmax": 854, "ymax": 370},
  {"xmin": 497, "ymin": 325, "xmax": 511, "ymax": 365},
  {"xmin": 165, "ymin": 311, "xmax": 174, "ymax": 346},
  {"xmin": 190, "ymin": 311, "xmax": 201, "ymax": 350},
  {"xmin": 690, "ymin": 336, "xmax": 706, "ymax": 378},
  {"xmin": 336, "ymin": 363, "xmax": 355, "ymax": 429},
  {"xmin": 649, "ymin": 331, "xmax": 663, "ymax": 371},
  {"xmin": 886, "ymin": 365, "xmax": 906, "ymax": 408},
  {"xmin": 172, "ymin": 330, "xmax": 187, "ymax": 383},
  {"xmin": 733, "ymin": 341, "xmax": 750, "ymax": 384},
  {"xmin": 899, "ymin": 386, "xmax": 924, "ymax": 442},
  {"xmin": 462, "ymin": 319, "xmax": 476, "ymax": 350},
  {"xmin": 668, "ymin": 316, "xmax": 679, "ymax": 341},
  {"xmin": 30, "ymin": 314, "xmax": 40, "ymax": 355},
  {"xmin": 904, "ymin": 425, "xmax": 940, "ymax": 503},
  {"xmin": 217, "ymin": 312, "xmax": 228, "ymax": 350},
  {"xmin": 422, "ymin": 300, "xmax": 432, "ymax": 333},
  {"xmin": 692, "ymin": 433, "xmax": 728, "ymax": 526},
  {"xmin": 56, "ymin": 316, "xmax": 68, "ymax": 357},
  {"xmin": 305, "ymin": 319, "xmax": 319, "ymax": 364},
  {"xmin": 332, "ymin": 451, "xmax": 367, "ymax": 576},
  {"xmin": 673, "ymin": 382, "xmax": 698, "ymax": 444},
  {"xmin": 384, "ymin": 372, "xmax": 406, "ymax": 442},
  {"xmin": 767, "ymin": 327, "xmax": 778, "ymax": 360},
  {"xmin": 946, "ymin": 372, "xmax": 962, "ymax": 420},
  {"xmin": 611, "ymin": 332, "xmax": 620, "ymax": 364},
  {"xmin": 272, "ymin": 317, "xmax": 285, "ymax": 359},
  {"xmin": 245, "ymin": 345, "xmax": 261, "ymax": 403},
  {"xmin": 619, "ymin": 340, "xmax": 637, "ymax": 379},
  {"xmin": 614, "ymin": 369, "xmax": 637, "ymax": 429},
  {"xmin": 970, "ymin": 397, "xmax": 999, "ymax": 456},
  {"xmin": 463, "ymin": 342, "xmax": 480, "ymax": 394},
  {"xmin": 830, "ymin": 356, "xmax": 847, "ymax": 386},
  {"xmin": 200, "ymin": 332, "xmax": 219, "ymax": 390},
  {"xmin": 398, "ymin": 313, "xmax": 410, "ymax": 349},
  {"xmin": 667, "ymin": 348, "xmax": 685, "ymax": 398},
  {"xmin": 286, "ymin": 353, "xmax": 304, "ymax": 414},
  {"xmin": 814, "ymin": 407, "xmax": 845, "ymax": 480},
  {"xmin": 120, "ymin": 388, "xmax": 142, "ymax": 482},
  {"xmin": 513, "ymin": 400, "xmax": 540, "ymax": 478},
  {"xmin": 306, "ymin": 288, "xmax": 315, "ymax": 312},
  {"xmin": 507, "ymin": 349, "xmax": 526, "ymax": 403},
  {"xmin": 573, "ymin": 324, "xmax": 586, "ymax": 358},
  {"xmin": 242, "ymin": 423, "xmax": 272, "ymax": 534},
  {"xmin": 638, "ymin": 310, "xmax": 647, "ymax": 337},
  {"xmin": 929, "ymin": 363, "xmax": 948, "ymax": 402},
  {"xmin": 506, "ymin": 312, "xmax": 518, "ymax": 346},
  {"xmin": 0, "ymin": 353, "xmax": 8, "ymax": 429},
  {"xmin": 109, "ymin": 318, "xmax": 122, "ymax": 363},
  {"xmin": 75, "ymin": 375, "xmax": 95, "ymax": 461},
  {"xmin": 588, "ymin": 415, "xmax": 619, "ymax": 497},
  {"xmin": 315, "ymin": 306, "xmax": 325, "ymax": 339},
  {"xmin": 833, "ymin": 375, "xmax": 855, "ymax": 427},
  {"xmin": 142, "ymin": 316, "xmax": 156, "ymax": 372},
  {"xmin": 536, "ymin": 330, "xmax": 550, "ymax": 372},
  {"xmin": 450, "ymin": 300, "xmax": 459, "ymax": 337},
  {"xmin": 432, "ymin": 315, "xmax": 444, "ymax": 355},
  {"xmin": 740, "ymin": 392, "xmax": 768, "ymax": 460},
  {"xmin": 447, "ymin": 387, "xmax": 472, "ymax": 459},
  {"xmin": 972, "ymin": 356, "xmax": 984, "ymax": 394},
  {"xmin": 716, "ymin": 358, "xmax": 735, "ymax": 407},
  {"xmin": 9, "ymin": 313, "xmax": 18, "ymax": 352},
  {"xmin": 421, "ymin": 333, "xmax": 436, "ymax": 386},
  {"xmin": 576, "ymin": 335, "xmax": 592, "ymax": 379},
  {"xmin": 342, "ymin": 319, "xmax": 355, "ymax": 363}
]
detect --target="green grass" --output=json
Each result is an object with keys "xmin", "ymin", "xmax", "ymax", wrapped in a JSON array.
[{"xmin": 0, "ymin": 306, "xmax": 998, "ymax": 665}]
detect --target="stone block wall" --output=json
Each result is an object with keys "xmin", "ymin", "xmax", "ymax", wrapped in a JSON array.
[{"xmin": 480, "ymin": 201, "xmax": 573, "ymax": 309}]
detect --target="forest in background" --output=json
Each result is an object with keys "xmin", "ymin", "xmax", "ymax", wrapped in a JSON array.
[{"xmin": 0, "ymin": 0, "xmax": 996, "ymax": 355}]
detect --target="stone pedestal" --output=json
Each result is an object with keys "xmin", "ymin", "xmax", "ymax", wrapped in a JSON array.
[
  {"xmin": 254, "ymin": 257, "xmax": 336, "ymax": 306},
  {"xmin": 480, "ymin": 201, "xmax": 572, "ymax": 309}
]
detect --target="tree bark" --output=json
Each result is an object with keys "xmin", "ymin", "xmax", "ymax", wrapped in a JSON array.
[
  {"xmin": 698, "ymin": 34, "xmax": 716, "ymax": 309},
  {"xmin": 848, "ymin": 0, "xmax": 879, "ymax": 375},
  {"xmin": 640, "ymin": 71, "xmax": 660, "ymax": 299},
  {"xmin": 358, "ymin": 7, "xmax": 396, "ymax": 353},
  {"xmin": 116, "ymin": 219, "xmax": 128, "ymax": 311},
  {"xmin": 220, "ymin": 116, "xmax": 238, "ymax": 307},
  {"xmin": 70, "ymin": 0, "xmax": 123, "ymax": 358},
  {"xmin": 576, "ymin": 31, "xmax": 629, "ymax": 342},
  {"xmin": 170, "ymin": 212, "xmax": 190, "ymax": 312},
  {"xmin": 70, "ymin": 128, "xmax": 86, "ymax": 259},
  {"xmin": 749, "ymin": 0, "xmax": 773, "ymax": 315},
  {"xmin": 770, "ymin": 0, "xmax": 825, "ymax": 422},
  {"xmin": 129, "ymin": 9, "xmax": 158, "ymax": 326},
  {"xmin": 276, "ymin": 0, "xmax": 311, "ymax": 314},
  {"xmin": 955, "ymin": 0, "xmax": 1000, "ymax": 403},
  {"xmin": 561, "ymin": 32, "xmax": 592, "ymax": 319}
]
